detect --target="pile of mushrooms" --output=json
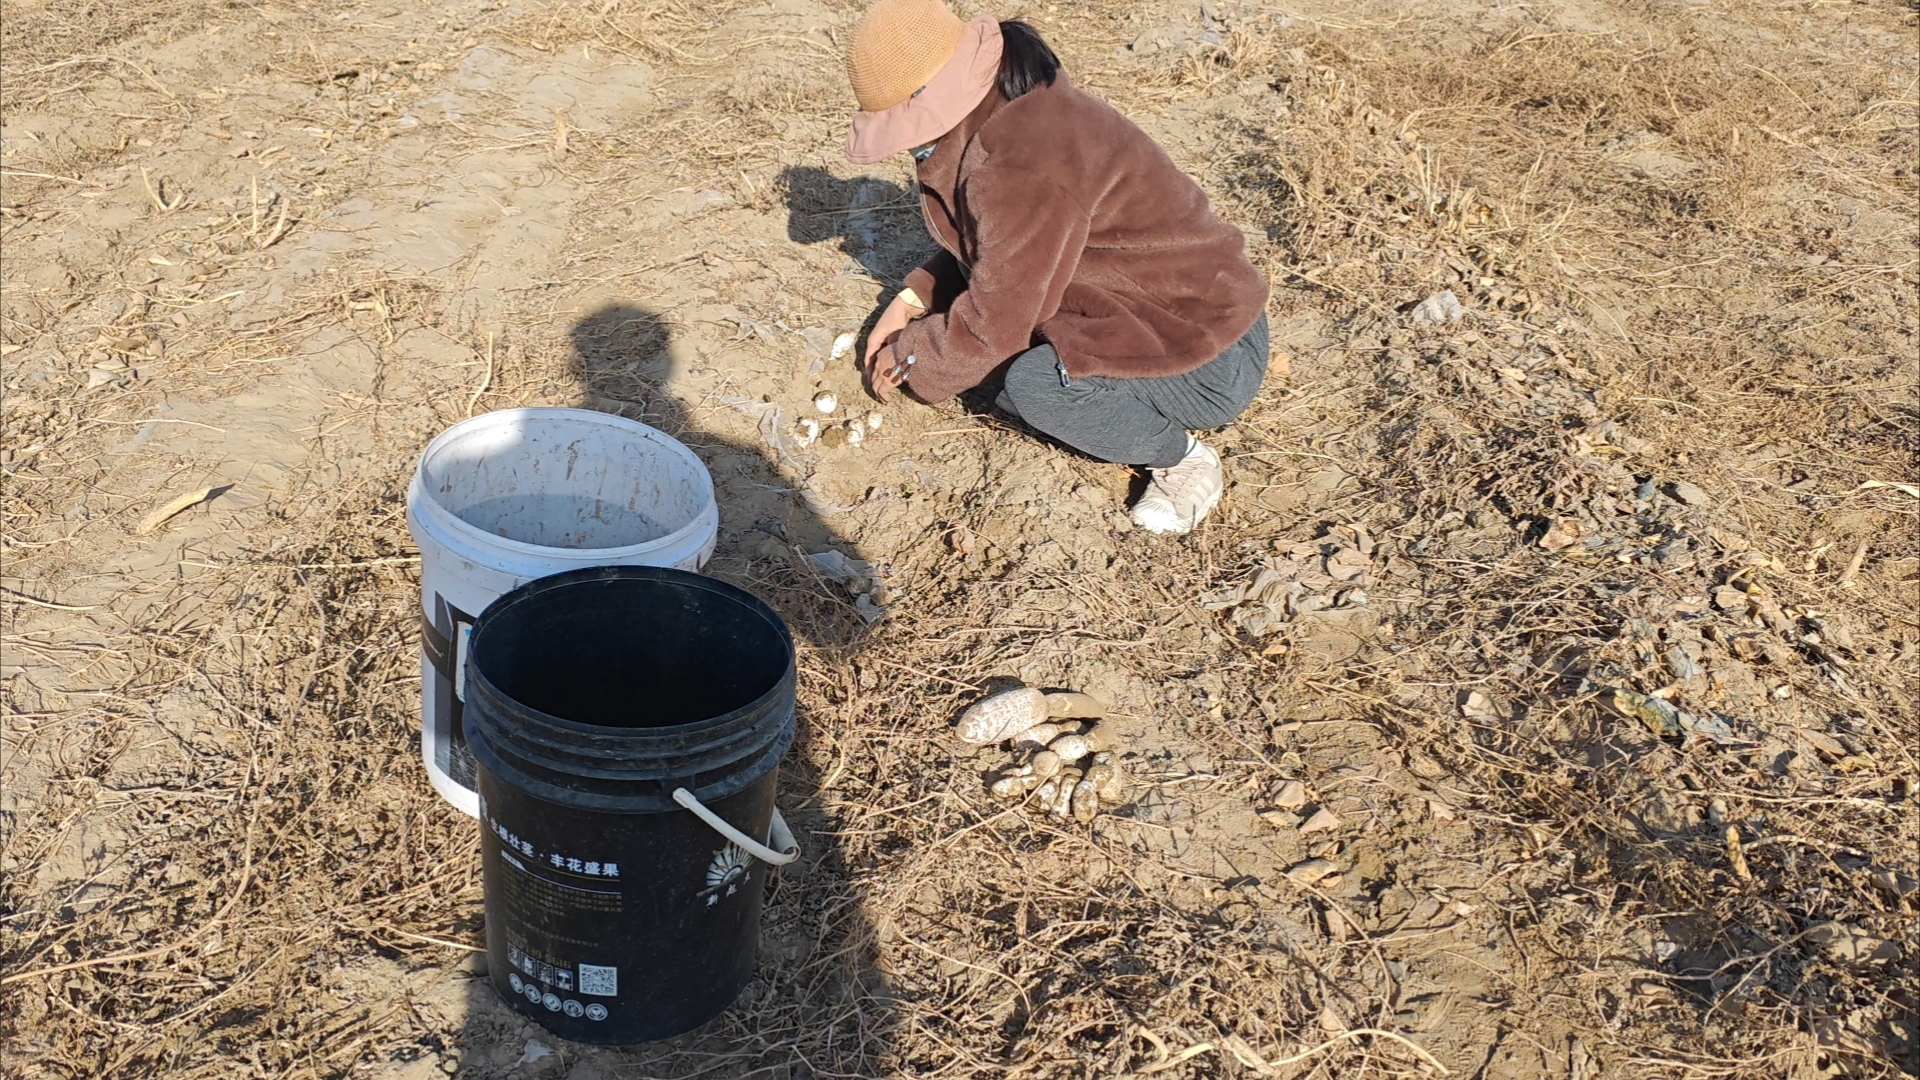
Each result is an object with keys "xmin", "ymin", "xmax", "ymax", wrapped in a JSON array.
[{"xmin": 958, "ymin": 688, "xmax": 1128, "ymax": 822}]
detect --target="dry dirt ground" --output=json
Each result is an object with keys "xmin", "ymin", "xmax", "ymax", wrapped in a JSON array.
[{"xmin": 2, "ymin": 0, "xmax": 1916, "ymax": 1076}]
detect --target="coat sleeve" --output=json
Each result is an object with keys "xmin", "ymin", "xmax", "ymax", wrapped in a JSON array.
[
  {"xmin": 894, "ymin": 166, "xmax": 1092, "ymax": 403},
  {"xmin": 902, "ymin": 249, "xmax": 969, "ymax": 314}
]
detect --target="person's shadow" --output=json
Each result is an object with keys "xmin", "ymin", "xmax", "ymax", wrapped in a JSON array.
[
  {"xmin": 449, "ymin": 302, "xmax": 893, "ymax": 1078},
  {"xmin": 777, "ymin": 164, "xmax": 1018, "ymax": 421},
  {"xmin": 779, "ymin": 165, "xmax": 932, "ymax": 304}
]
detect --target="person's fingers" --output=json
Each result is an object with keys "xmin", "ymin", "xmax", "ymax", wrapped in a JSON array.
[{"xmin": 868, "ymin": 346, "xmax": 906, "ymax": 403}]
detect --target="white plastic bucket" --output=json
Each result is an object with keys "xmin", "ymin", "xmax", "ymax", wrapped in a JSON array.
[{"xmin": 406, "ymin": 407, "xmax": 719, "ymax": 816}]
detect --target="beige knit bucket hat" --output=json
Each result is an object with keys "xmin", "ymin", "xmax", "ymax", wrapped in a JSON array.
[
  {"xmin": 847, "ymin": 0, "xmax": 968, "ymax": 112},
  {"xmin": 844, "ymin": 1, "xmax": 1004, "ymax": 163}
]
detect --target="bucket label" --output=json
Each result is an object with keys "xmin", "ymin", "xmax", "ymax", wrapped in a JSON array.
[
  {"xmin": 424, "ymin": 596, "xmax": 479, "ymax": 792},
  {"xmin": 485, "ymin": 800, "xmax": 621, "ymax": 879},
  {"xmin": 700, "ymin": 843, "xmax": 751, "ymax": 906},
  {"xmin": 454, "ymin": 622, "xmax": 472, "ymax": 702},
  {"xmin": 576, "ymin": 963, "xmax": 618, "ymax": 997},
  {"xmin": 507, "ymin": 945, "xmax": 575, "ymax": 991}
]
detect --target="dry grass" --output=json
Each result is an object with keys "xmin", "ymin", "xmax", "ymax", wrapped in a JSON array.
[{"xmin": 4, "ymin": 0, "xmax": 1916, "ymax": 1076}]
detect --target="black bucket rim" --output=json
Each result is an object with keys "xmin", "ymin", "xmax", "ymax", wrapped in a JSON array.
[
  {"xmin": 461, "ymin": 565, "xmax": 797, "ymax": 811},
  {"xmin": 465, "ymin": 564, "xmax": 795, "ymax": 740}
]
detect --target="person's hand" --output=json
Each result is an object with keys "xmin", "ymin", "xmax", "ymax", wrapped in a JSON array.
[
  {"xmin": 866, "ymin": 340, "xmax": 908, "ymax": 404},
  {"xmin": 863, "ymin": 294, "xmax": 917, "ymax": 371}
]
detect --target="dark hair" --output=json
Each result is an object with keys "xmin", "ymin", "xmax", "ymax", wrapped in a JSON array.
[{"xmin": 996, "ymin": 20, "xmax": 1059, "ymax": 100}]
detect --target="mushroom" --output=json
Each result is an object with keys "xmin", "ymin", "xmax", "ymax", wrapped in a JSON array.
[
  {"xmin": 1047, "ymin": 734, "xmax": 1092, "ymax": 765},
  {"xmin": 1012, "ymin": 723, "xmax": 1067, "ymax": 749},
  {"xmin": 1050, "ymin": 769, "xmax": 1081, "ymax": 817},
  {"xmin": 1033, "ymin": 776, "xmax": 1061, "ymax": 808},
  {"xmin": 1071, "ymin": 778, "xmax": 1100, "ymax": 822},
  {"xmin": 956, "ymin": 688, "xmax": 1109, "ymax": 745}
]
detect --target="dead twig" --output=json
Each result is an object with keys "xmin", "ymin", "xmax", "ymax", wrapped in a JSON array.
[
  {"xmin": 139, "ymin": 166, "xmax": 183, "ymax": 213},
  {"xmin": 467, "ymin": 332, "xmax": 495, "ymax": 417},
  {"xmin": 136, "ymin": 485, "xmax": 231, "ymax": 535}
]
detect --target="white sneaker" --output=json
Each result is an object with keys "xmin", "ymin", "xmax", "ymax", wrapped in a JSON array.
[{"xmin": 1130, "ymin": 437, "xmax": 1223, "ymax": 534}]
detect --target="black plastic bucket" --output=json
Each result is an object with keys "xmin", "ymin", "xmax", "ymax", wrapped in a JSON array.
[{"xmin": 463, "ymin": 565, "xmax": 797, "ymax": 1045}]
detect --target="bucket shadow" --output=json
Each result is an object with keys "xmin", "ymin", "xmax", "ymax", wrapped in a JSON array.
[{"xmin": 446, "ymin": 303, "xmax": 894, "ymax": 1077}]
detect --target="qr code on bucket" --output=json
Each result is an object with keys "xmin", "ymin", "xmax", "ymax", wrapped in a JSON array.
[{"xmin": 577, "ymin": 964, "xmax": 618, "ymax": 997}]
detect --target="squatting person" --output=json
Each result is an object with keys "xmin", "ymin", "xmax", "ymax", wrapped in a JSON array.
[{"xmin": 847, "ymin": 0, "xmax": 1271, "ymax": 534}]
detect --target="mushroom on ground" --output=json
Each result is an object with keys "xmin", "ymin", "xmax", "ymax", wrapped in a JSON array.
[{"xmin": 956, "ymin": 688, "xmax": 1112, "ymax": 745}]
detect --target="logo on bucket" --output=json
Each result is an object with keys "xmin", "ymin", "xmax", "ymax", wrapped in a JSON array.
[{"xmin": 699, "ymin": 844, "xmax": 750, "ymax": 906}]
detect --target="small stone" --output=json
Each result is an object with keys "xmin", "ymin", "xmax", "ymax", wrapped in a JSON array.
[
  {"xmin": 1325, "ymin": 547, "xmax": 1371, "ymax": 581},
  {"xmin": 1669, "ymin": 481, "xmax": 1712, "ymax": 507},
  {"xmin": 1410, "ymin": 289, "xmax": 1465, "ymax": 326},
  {"xmin": 1272, "ymin": 780, "xmax": 1309, "ymax": 809},
  {"xmin": 1805, "ymin": 921, "xmax": 1898, "ymax": 965},
  {"xmin": 1868, "ymin": 869, "xmax": 1918, "ymax": 900},
  {"xmin": 1460, "ymin": 690, "xmax": 1498, "ymax": 720},
  {"xmin": 1286, "ymin": 858, "xmax": 1342, "ymax": 885},
  {"xmin": 1653, "ymin": 539, "xmax": 1694, "ymax": 568},
  {"xmin": 1665, "ymin": 645, "xmax": 1704, "ymax": 682},
  {"xmin": 1808, "ymin": 616, "xmax": 1854, "ymax": 652},
  {"xmin": 1298, "ymin": 807, "xmax": 1341, "ymax": 834},
  {"xmin": 1540, "ymin": 517, "xmax": 1582, "ymax": 552}
]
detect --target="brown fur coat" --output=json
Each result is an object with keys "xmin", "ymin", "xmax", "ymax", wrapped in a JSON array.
[{"xmin": 894, "ymin": 74, "xmax": 1269, "ymax": 403}]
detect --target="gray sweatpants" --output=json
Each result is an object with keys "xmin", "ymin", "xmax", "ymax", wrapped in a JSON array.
[{"xmin": 995, "ymin": 314, "xmax": 1269, "ymax": 468}]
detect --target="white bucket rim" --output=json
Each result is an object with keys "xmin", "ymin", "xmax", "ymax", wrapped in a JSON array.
[{"xmin": 410, "ymin": 406, "xmax": 716, "ymax": 561}]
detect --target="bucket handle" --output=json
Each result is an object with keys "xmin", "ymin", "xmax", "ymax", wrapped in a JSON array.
[{"xmin": 672, "ymin": 788, "xmax": 800, "ymax": 867}]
